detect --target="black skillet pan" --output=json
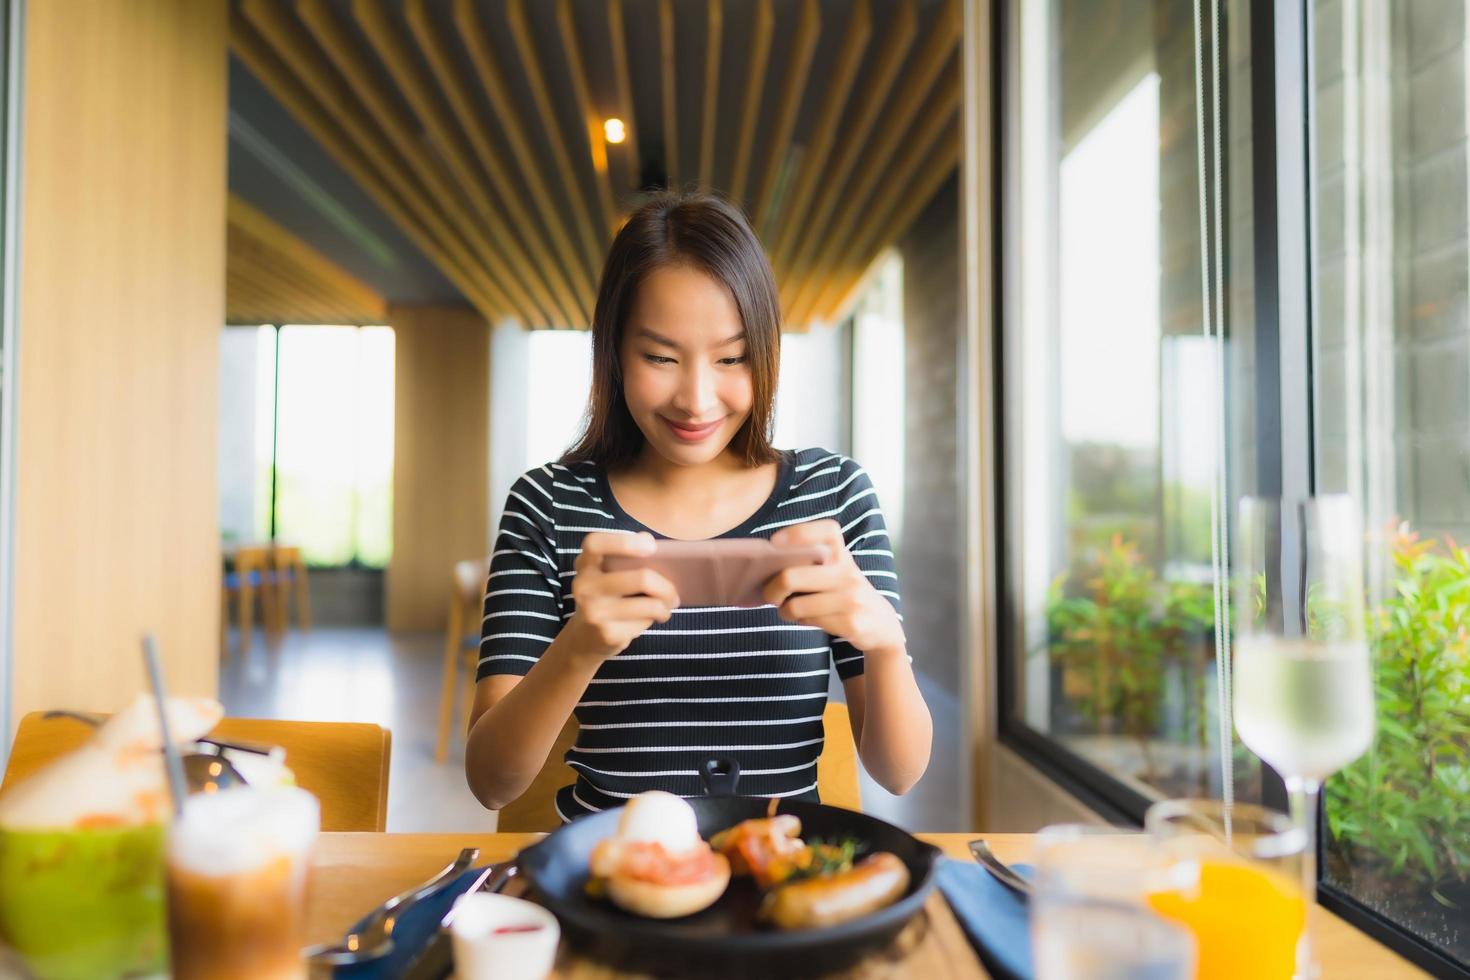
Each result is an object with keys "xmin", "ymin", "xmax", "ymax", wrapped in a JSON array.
[{"xmin": 516, "ymin": 759, "xmax": 942, "ymax": 976}]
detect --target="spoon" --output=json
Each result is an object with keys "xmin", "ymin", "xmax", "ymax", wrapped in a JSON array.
[{"xmin": 304, "ymin": 847, "xmax": 480, "ymax": 965}]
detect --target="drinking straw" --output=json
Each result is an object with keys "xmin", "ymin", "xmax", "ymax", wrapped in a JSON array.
[{"xmin": 142, "ymin": 634, "xmax": 189, "ymax": 818}]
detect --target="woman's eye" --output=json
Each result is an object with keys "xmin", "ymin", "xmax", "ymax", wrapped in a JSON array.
[
  {"xmin": 643, "ymin": 354, "xmax": 675, "ymax": 365},
  {"xmin": 719, "ymin": 355, "xmax": 748, "ymax": 366}
]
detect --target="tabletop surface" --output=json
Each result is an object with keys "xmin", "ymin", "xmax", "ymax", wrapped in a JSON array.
[{"xmin": 307, "ymin": 832, "xmax": 1427, "ymax": 978}]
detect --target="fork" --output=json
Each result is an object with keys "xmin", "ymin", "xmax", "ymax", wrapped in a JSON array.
[
  {"xmin": 968, "ymin": 839, "xmax": 1033, "ymax": 901},
  {"xmin": 303, "ymin": 847, "xmax": 479, "ymax": 965},
  {"xmin": 399, "ymin": 860, "xmax": 521, "ymax": 980}
]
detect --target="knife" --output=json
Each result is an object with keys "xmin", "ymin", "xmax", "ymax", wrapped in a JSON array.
[{"xmin": 398, "ymin": 861, "xmax": 520, "ymax": 980}]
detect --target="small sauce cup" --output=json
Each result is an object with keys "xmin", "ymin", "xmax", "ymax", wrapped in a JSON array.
[{"xmin": 450, "ymin": 892, "xmax": 559, "ymax": 980}]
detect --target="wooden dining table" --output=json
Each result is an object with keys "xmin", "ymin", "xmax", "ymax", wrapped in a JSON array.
[{"xmin": 307, "ymin": 832, "xmax": 1427, "ymax": 978}]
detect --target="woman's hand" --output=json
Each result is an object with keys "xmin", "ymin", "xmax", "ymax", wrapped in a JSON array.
[
  {"xmin": 761, "ymin": 520, "xmax": 905, "ymax": 656},
  {"xmin": 565, "ymin": 531, "xmax": 681, "ymax": 661}
]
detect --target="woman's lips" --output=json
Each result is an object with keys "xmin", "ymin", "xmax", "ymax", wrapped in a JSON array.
[{"xmin": 662, "ymin": 416, "xmax": 723, "ymax": 442}]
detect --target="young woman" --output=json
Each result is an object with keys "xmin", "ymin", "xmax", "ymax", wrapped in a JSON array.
[{"xmin": 465, "ymin": 191, "xmax": 932, "ymax": 821}]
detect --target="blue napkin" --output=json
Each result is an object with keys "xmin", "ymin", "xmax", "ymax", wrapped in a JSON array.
[
  {"xmin": 935, "ymin": 857, "xmax": 1034, "ymax": 980},
  {"xmin": 332, "ymin": 867, "xmax": 488, "ymax": 980}
]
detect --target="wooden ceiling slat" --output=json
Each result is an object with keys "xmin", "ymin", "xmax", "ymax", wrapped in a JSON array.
[
  {"xmin": 764, "ymin": 0, "xmax": 871, "ymax": 252},
  {"xmin": 698, "ymin": 0, "xmax": 723, "ymax": 191},
  {"xmin": 788, "ymin": 60, "xmax": 960, "ymax": 326},
  {"xmin": 751, "ymin": 0, "xmax": 820, "ymax": 231},
  {"xmin": 233, "ymin": 240, "xmax": 351, "ymax": 321},
  {"xmin": 659, "ymin": 0, "xmax": 678, "ymax": 182},
  {"xmin": 227, "ymin": 273, "xmax": 290, "ymax": 325},
  {"xmin": 812, "ymin": 118, "xmax": 960, "ymax": 324},
  {"xmin": 451, "ymin": 0, "xmax": 598, "ymax": 319},
  {"xmin": 799, "ymin": 101, "xmax": 958, "ymax": 326},
  {"xmin": 554, "ymin": 0, "xmax": 621, "ymax": 238},
  {"xmin": 231, "ymin": 1, "xmax": 961, "ymax": 333},
  {"xmin": 227, "ymin": 195, "xmax": 385, "ymax": 319},
  {"xmin": 606, "ymin": 0, "xmax": 641, "ymax": 178},
  {"xmin": 786, "ymin": 5, "xmax": 961, "ymax": 321},
  {"xmin": 727, "ymin": 0, "xmax": 773, "ymax": 209},
  {"xmin": 775, "ymin": 0, "xmax": 909, "ymax": 299},
  {"xmin": 229, "ymin": 251, "xmax": 340, "ymax": 324},
  {"xmin": 504, "ymin": 0, "xmax": 610, "ymax": 289},
  {"xmin": 408, "ymin": 0, "xmax": 588, "ymax": 326},
  {"xmin": 294, "ymin": 0, "xmax": 551, "ymax": 328},
  {"xmin": 352, "ymin": 0, "xmax": 581, "ymax": 329},
  {"xmin": 231, "ymin": 11, "xmax": 508, "ymax": 322}
]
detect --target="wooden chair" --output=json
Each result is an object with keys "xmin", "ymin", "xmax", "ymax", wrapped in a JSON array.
[
  {"xmin": 435, "ymin": 557, "xmax": 492, "ymax": 763},
  {"xmin": 1, "ymin": 713, "xmax": 393, "ymax": 832},
  {"xmin": 221, "ymin": 545, "xmax": 280, "ymax": 656},
  {"xmin": 271, "ymin": 545, "xmax": 311, "ymax": 631},
  {"xmin": 495, "ymin": 702, "xmax": 862, "ymax": 832}
]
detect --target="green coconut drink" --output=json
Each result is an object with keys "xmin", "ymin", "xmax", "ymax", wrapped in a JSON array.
[
  {"xmin": 0, "ymin": 823, "xmax": 168, "ymax": 979},
  {"xmin": 0, "ymin": 697, "xmax": 225, "ymax": 980}
]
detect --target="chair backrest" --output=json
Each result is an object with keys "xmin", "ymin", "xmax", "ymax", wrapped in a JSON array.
[
  {"xmin": 232, "ymin": 545, "xmax": 273, "ymax": 574},
  {"xmin": 493, "ymin": 701, "xmax": 862, "ymax": 832},
  {"xmin": 452, "ymin": 557, "xmax": 492, "ymax": 643},
  {"xmin": 817, "ymin": 702, "xmax": 862, "ymax": 811},
  {"xmin": 1, "ymin": 713, "xmax": 392, "ymax": 832}
]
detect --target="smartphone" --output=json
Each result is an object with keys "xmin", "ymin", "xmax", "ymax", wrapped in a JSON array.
[{"xmin": 602, "ymin": 538, "xmax": 829, "ymax": 608}]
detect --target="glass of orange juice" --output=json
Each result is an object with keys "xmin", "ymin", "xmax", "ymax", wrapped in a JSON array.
[{"xmin": 1144, "ymin": 800, "xmax": 1308, "ymax": 980}]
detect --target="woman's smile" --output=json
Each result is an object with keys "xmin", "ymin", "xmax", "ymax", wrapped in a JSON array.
[{"xmin": 661, "ymin": 416, "xmax": 726, "ymax": 442}]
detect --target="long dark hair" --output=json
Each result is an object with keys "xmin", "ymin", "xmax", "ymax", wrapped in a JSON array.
[{"xmin": 562, "ymin": 190, "xmax": 782, "ymax": 470}]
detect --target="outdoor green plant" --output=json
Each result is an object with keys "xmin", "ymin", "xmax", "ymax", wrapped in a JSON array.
[
  {"xmin": 1045, "ymin": 534, "xmax": 1216, "ymax": 777},
  {"xmin": 1326, "ymin": 524, "xmax": 1470, "ymax": 905}
]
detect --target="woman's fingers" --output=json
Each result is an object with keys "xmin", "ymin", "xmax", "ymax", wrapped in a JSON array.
[
  {"xmin": 777, "ymin": 590, "xmax": 858, "ymax": 624},
  {"xmin": 770, "ymin": 519, "xmax": 844, "ymax": 556},
  {"xmin": 761, "ymin": 561, "xmax": 855, "ymax": 607},
  {"xmin": 575, "ymin": 531, "xmax": 656, "ymax": 574},
  {"xmin": 604, "ymin": 596, "xmax": 677, "ymax": 624},
  {"xmin": 593, "ymin": 568, "xmax": 680, "ymax": 606}
]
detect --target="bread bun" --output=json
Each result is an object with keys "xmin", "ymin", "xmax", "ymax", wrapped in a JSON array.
[{"xmin": 606, "ymin": 851, "xmax": 731, "ymax": 919}]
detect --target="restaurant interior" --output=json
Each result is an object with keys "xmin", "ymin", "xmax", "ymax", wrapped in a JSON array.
[{"xmin": 0, "ymin": 0, "xmax": 1465, "ymax": 977}]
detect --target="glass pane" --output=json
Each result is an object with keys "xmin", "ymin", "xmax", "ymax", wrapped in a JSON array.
[
  {"xmin": 1004, "ymin": 0, "xmax": 1260, "ymax": 803},
  {"xmin": 1313, "ymin": 1, "xmax": 1470, "ymax": 966},
  {"xmin": 272, "ymin": 325, "xmax": 395, "ymax": 568}
]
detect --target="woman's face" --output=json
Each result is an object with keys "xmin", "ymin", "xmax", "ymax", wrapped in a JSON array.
[{"xmin": 619, "ymin": 263, "xmax": 754, "ymax": 468}]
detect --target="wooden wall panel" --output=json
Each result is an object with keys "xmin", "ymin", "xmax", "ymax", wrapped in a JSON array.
[
  {"xmin": 10, "ymin": 0, "xmax": 227, "ymax": 721},
  {"xmin": 387, "ymin": 305, "xmax": 489, "ymax": 632}
]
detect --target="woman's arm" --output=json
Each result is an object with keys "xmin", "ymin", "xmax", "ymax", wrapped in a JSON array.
[
  {"xmin": 841, "ymin": 654, "xmax": 932, "ymax": 796},
  {"xmin": 464, "ymin": 630, "xmax": 605, "ymax": 810},
  {"xmin": 762, "ymin": 519, "xmax": 933, "ymax": 796},
  {"xmin": 465, "ymin": 531, "xmax": 680, "ymax": 811}
]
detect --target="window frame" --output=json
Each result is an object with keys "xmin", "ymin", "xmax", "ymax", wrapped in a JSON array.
[{"xmin": 990, "ymin": 1, "xmax": 1470, "ymax": 975}]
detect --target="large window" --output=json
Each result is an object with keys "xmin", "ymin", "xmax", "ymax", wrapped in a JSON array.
[
  {"xmin": 999, "ymin": 0, "xmax": 1467, "ymax": 974},
  {"xmin": 218, "ymin": 324, "xmax": 394, "ymax": 568},
  {"xmin": 1311, "ymin": 0, "xmax": 1470, "ymax": 969},
  {"xmin": 1000, "ymin": 0, "xmax": 1260, "ymax": 812}
]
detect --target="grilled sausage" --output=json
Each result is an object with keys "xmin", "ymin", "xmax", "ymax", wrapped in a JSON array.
[{"xmin": 758, "ymin": 852, "xmax": 910, "ymax": 930}]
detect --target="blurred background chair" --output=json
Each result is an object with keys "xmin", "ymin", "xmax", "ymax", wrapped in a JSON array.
[
  {"xmin": 271, "ymin": 545, "xmax": 311, "ymax": 632},
  {"xmin": 435, "ymin": 556, "xmax": 491, "ymax": 763},
  {"xmin": 220, "ymin": 544, "xmax": 280, "ymax": 656},
  {"xmin": 1, "ymin": 712, "xmax": 392, "ymax": 832},
  {"xmin": 495, "ymin": 702, "xmax": 862, "ymax": 832}
]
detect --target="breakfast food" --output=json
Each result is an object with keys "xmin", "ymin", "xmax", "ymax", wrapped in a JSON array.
[
  {"xmin": 589, "ymin": 791, "xmax": 730, "ymax": 919},
  {"xmin": 758, "ymin": 853, "xmax": 911, "ymax": 930},
  {"xmin": 712, "ymin": 813, "xmax": 911, "ymax": 929},
  {"xmin": 709, "ymin": 814, "xmax": 806, "ymax": 887}
]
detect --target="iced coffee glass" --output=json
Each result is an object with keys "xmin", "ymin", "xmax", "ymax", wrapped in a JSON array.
[{"xmin": 166, "ymin": 786, "xmax": 320, "ymax": 980}]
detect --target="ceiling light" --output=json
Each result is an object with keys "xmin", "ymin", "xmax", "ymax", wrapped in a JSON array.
[{"xmin": 604, "ymin": 118, "xmax": 626, "ymax": 144}]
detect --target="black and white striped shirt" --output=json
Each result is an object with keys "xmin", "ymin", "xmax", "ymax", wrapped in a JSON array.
[{"xmin": 477, "ymin": 447, "xmax": 902, "ymax": 821}]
